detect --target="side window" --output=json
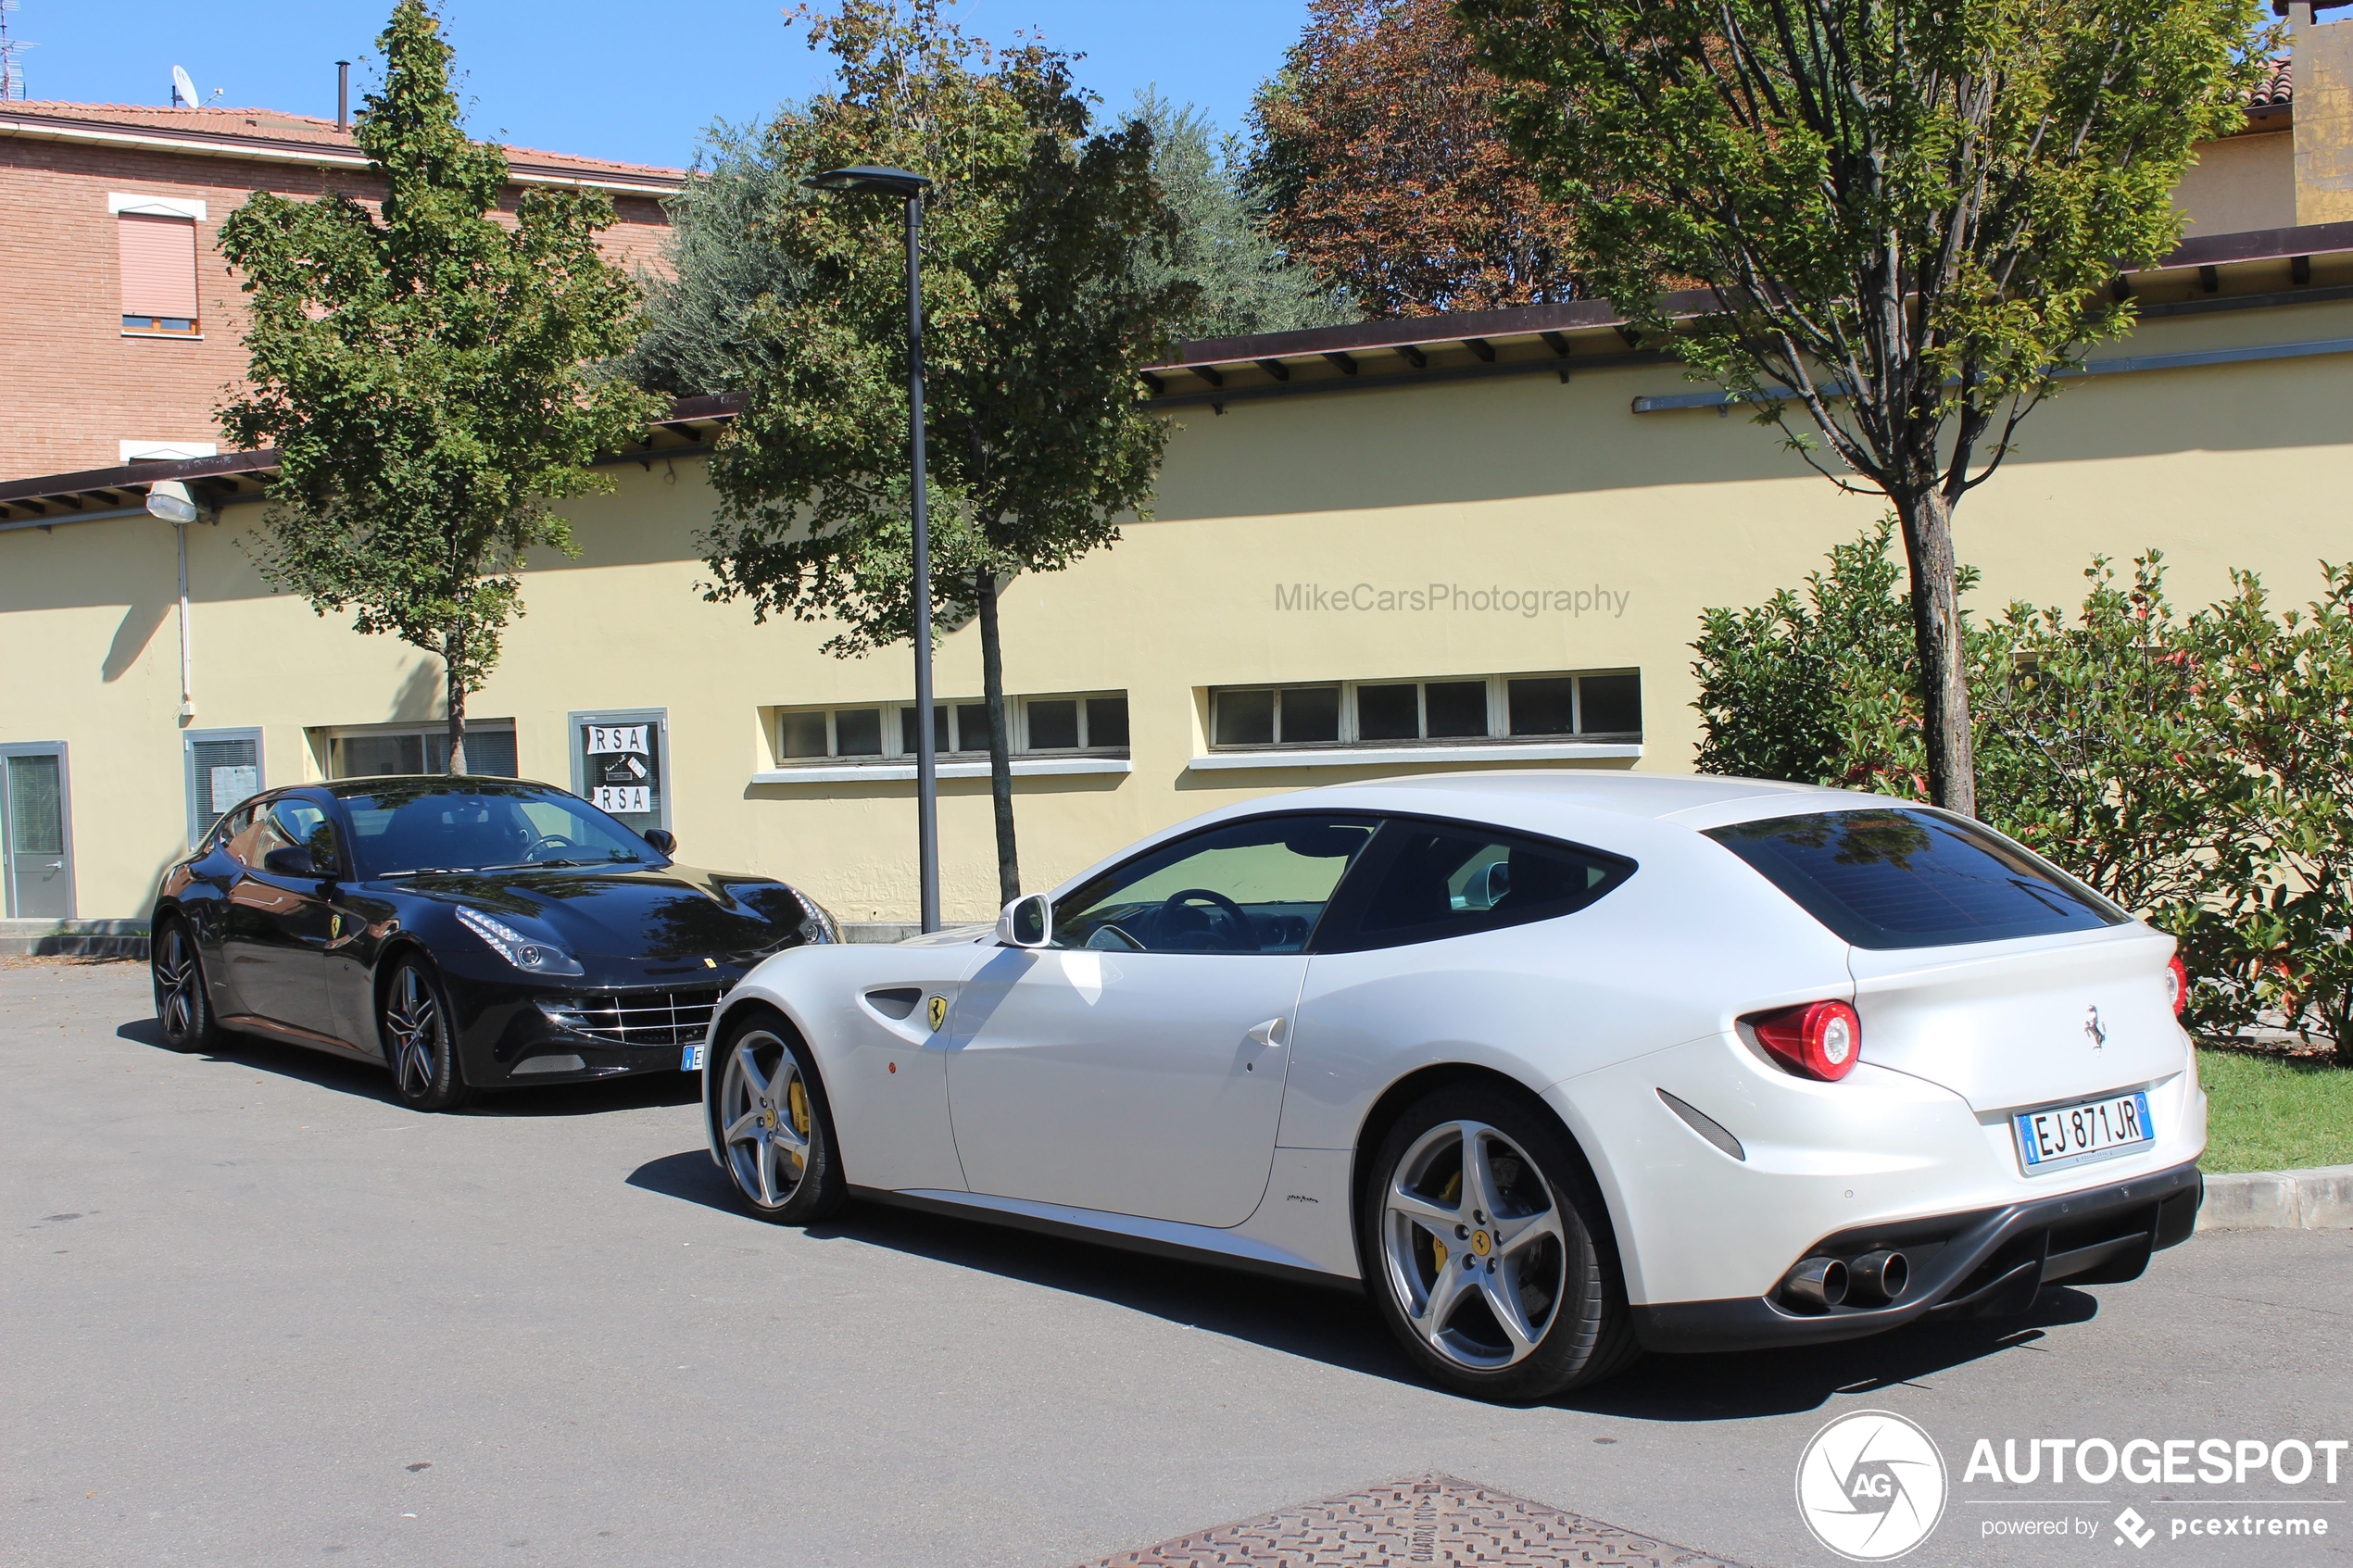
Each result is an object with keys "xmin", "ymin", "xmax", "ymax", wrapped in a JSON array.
[
  {"xmin": 270, "ymin": 799, "xmax": 337, "ymax": 872},
  {"xmin": 222, "ymin": 802, "xmax": 277, "ymax": 867},
  {"xmin": 1319, "ymin": 820, "xmax": 1634, "ymax": 952},
  {"xmin": 1051, "ymin": 814, "xmax": 1378, "ymax": 954}
]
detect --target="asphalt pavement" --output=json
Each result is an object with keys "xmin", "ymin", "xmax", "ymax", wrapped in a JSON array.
[{"xmin": 5, "ymin": 957, "xmax": 2347, "ymax": 1568}]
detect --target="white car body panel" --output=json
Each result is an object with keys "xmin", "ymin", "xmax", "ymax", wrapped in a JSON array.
[
  {"xmin": 945, "ymin": 945, "xmax": 1302, "ymax": 1227},
  {"xmin": 704, "ymin": 771, "xmax": 2208, "ymax": 1342}
]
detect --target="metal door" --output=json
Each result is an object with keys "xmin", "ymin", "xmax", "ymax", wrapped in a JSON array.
[{"xmin": 1, "ymin": 745, "xmax": 74, "ymax": 920}]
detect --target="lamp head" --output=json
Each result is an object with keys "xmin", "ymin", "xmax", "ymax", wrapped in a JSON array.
[
  {"xmin": 146, "ymin": 480, "xmax": 199, "ymax": 525},
  {"xmin": 801, "ymin": 165, "xmax": 932, "ymax": 199}
]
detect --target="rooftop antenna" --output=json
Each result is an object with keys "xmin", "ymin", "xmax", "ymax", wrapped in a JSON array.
[
  {"xmin": 170, "ymin": 63, "xmax": 198, "ymax": 108},
  {"xmin": 0, "ymin": 1, "xmax": 34, "ymax": 103}
]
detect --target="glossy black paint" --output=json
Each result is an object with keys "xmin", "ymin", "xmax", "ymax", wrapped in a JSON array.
[{"xmin": 152, "ymin": 777, "xmax": 816, "ymax": 1090}]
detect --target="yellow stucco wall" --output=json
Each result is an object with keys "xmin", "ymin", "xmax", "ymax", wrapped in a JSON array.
[
  {"xmin": 5, "ymin": 294, "xmax": 2349, "ymax": 923},
  {"xmin": 2173, "ymin": 131, "xmax": 2297, "ymax": 235}
]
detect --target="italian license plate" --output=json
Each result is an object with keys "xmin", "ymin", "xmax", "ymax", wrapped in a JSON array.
[
  {"xmin": 681, "ymin": 1042, "xmax": 706, "ymax": 1073},
  {"xmin": 2014, "ymin": 1090, "xmax": 2152, "ymax": 1174}
]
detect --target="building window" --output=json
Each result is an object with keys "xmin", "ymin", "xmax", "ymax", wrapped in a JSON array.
[
  {"xmin": 772, "ymin": 692, "xmax": 1129, "ymax": 766},
  {"xmin": 569, "ymin": 709, "xmax": 669, "ymax": 833},
  {"xmin": 1208, "ymin": 671, "xmax": 1641, "ymax": 751},
  {"xmin": 111, "ymin": 194, "xmax": 207, "ymax": 336},
  {"xmin": 317, "ymin": 722, "xmax": 519, "ymax": 781},
  {"xmin": 183, "ymin": 727, "xmax": 262, "ymax": 847}
]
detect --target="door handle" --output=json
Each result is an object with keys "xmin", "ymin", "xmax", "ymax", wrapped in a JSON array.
[{"xmin": 1247, "ymin": 1017, "xmax": 1286, "ymax": 1048}]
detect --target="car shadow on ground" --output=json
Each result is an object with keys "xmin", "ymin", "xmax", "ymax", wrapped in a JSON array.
[
  {"xmin": 623, "ymin": 1146, "xmax": 2100, "ymax": 1419},
  {"xmin": 116, "ymin": 1017, "xmax": 699, "ymax": 1116}
]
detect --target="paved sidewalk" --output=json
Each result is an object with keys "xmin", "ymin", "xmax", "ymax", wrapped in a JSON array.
[{"xmin": 5, "ymin": 959, "xmax": 2347, "ymax": 1568}]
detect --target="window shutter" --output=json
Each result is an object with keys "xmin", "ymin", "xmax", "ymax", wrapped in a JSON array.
[{"xmin": 120, "ymin": 214, "xmax": 200, "ymax": 320}]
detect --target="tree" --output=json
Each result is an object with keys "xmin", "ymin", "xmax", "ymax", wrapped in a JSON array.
[
  {"xmin": 219, "ymin": 0, "xmax": 660, "ymax": 773},
  {"xmin": 683, "ymin": 0, "xmax": 1197, "ymax": 905},
  {"xmin": 1250, "ymin": 0, "xmax": 1585, "ymax": 315},
  {"xmin": 1461, "ymin": 0, "xmax": 2268, "ymax": 815},
  {"xmin": 1129, "ymin": 92, "xmax": 1354, "ymax": 336}
]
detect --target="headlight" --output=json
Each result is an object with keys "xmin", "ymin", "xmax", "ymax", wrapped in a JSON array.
[
  {"xmin": 789, "ymin": 886, "xmax": 840, "ymax": 945},
  {"xmin": 455, "ymin": 905, "xmax": 585, "ymax": 976}
]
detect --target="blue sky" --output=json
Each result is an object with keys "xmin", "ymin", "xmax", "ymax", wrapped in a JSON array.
[{"xmin": 11, "ymin": 1, "xmax": 1309, "ymax": 169}]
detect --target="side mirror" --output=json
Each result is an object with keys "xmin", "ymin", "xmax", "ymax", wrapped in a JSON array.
[
  {"xmin": 643, "ymin": 827, "xmax": 677, "ymax": 856},
  {"xmin": 996, "ymin": 893, "xmax": 1051, "ymax": 948},
  {"xmin": 262, "ymin": 845, "xmax": 318, "ymax": 879}
]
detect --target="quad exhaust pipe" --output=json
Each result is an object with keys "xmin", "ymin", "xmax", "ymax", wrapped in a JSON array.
[{"xmin": 1781, "ymin": 1249, "xmax": 1908, "ymax": 1312}]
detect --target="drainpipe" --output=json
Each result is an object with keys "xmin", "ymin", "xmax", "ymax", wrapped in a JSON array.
[
  {"xmin": 175, "ymin": 519, "xmax": 195, "ymax": 719},
  {"xmin": 146, "ymin": 481, "xmax": 201, "ymax": 719}
]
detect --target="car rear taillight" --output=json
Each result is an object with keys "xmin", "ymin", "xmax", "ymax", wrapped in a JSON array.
[
  {"xmin": 2165, "ymin": 955, "xmax": 2188, "ymax": 1016},
  {"xmin": 1745, "ymin": 999, "xmax": 1862, "ymax": 1082}
]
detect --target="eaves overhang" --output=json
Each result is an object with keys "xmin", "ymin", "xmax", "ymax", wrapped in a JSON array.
[
  {"xmin": 1142, "ymin": 219, "xmax": 2353, "ymax": 411},
  {"xmin": 0, "ymin": 395, "xmax": 747, "ymax": 532}
]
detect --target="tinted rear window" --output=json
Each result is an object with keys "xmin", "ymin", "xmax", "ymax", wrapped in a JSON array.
[{"xmin": 1705, "ymin": 809, "xmax": 2125, "ymax": 949}]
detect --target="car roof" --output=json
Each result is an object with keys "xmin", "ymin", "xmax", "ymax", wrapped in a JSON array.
[
  {"xmin": 1312, "ymin": 770, "xmax": 1870, "ymax": 825},
  {"xmin": 319, "ymin": 775, "xmax": 561, "ymax": 798}
]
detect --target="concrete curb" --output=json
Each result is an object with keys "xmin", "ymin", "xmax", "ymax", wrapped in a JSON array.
[
  {"xmin": 2196, "ymin": 1163, "xmax": 2353, "ymax": 1232},
  {"xmin": 1, "ymin": 919, "xmax": 148, "ymax": 960}
]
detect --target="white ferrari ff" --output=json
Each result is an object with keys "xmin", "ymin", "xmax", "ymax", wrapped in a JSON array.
[{"xmin": 698, "ymin": 773, "xmax": 2204, "ymax": 1400}]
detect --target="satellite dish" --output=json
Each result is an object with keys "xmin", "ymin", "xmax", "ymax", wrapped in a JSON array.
[{"xmin": 170, "ymin": 64, "xmax": 198, "ymax": 107}]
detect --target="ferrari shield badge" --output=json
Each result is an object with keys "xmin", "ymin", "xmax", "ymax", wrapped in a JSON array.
[{"xmin": 926, "ymin": 995, "xmax": 949, "ymax": 1033}]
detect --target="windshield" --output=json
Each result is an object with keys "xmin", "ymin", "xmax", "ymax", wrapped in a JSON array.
[
  {"xmin": 1705, "ymin": 807, "xmax": 2125, "ymax": 950},
  {"xmin": 340, "ymin": 783, "xmax": 661, "ymax": 878}
]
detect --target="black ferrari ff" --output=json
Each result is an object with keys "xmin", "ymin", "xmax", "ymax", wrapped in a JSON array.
[{"xmin": 149, "ymin": 777, "xmax": 837, "ymax": 1110}]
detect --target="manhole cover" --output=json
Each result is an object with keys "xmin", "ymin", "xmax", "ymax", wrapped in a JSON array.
[{"xmin": 1086, "ymin": 1473, "xmax": 1743, "ymax": 1566}]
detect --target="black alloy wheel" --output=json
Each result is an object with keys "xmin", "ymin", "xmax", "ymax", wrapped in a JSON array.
[
  {"xmin": 381, "ymin": 956, "xmax": 472, "ymax": 1112},
  {"xmin": 151, "ymin": 919, "xmax": 218, "ymax": 1053},
  {"xmin": 713, "ymin": 1006, "xmax": 846, "ymax": 1224},
  {"xmin": 1361, "ymin": 1085, "xmax": 1642, "ymax": 1400}
]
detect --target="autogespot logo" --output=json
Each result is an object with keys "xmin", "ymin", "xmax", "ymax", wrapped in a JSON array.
[{"xmin": 1796, "ymin": 1410, "xmax": 1950, "ymax": 1562}]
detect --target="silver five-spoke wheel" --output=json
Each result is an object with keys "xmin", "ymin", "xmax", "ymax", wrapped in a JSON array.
[
  {"xmin": 721, "ymin": 1030, "xmax": 813, "ymax": 1210},
  {"xmin": 1381, "ymin": 1119, "xmax": 1568, "ymax": 1371},
  {"xmin": 386, "ymin": 965, "xmax": 442, "ymax": 1098},
  {"xmin": 151, "ymin": 920, "xmax": 214, "ymax": 1052},
  {"xmin": 381, "ymin": 957, "xmax": 470, "ymax": 1110}
]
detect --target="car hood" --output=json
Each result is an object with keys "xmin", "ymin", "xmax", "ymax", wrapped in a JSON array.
[{"xmin": 384, "ymin": 862, "xmax": 810, "ymax": 966}]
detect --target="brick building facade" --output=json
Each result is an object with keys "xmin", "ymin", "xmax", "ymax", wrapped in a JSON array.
[{"xmin": 0, "ymin": 101, "xmax": 682, "ymax": 482}]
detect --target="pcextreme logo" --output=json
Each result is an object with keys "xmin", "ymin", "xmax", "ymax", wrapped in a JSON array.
[{"xmin": 1796, "ymin": 1410, "xmax": 1951, "ymax": 1562}]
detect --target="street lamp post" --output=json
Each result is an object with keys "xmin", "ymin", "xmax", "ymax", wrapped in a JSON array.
[{"xmin": 801, "ymin": 164, "xmax": 941, "ymax": 933}]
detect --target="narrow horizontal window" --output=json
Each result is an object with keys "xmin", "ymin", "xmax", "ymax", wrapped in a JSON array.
[
  {"xmin": 766, "ymin": 692, "xmax": 1131, "ymax": 766},
  {"xmin": 1205, "ymin": 671, "xmax": 1639, "ymax": 751}
]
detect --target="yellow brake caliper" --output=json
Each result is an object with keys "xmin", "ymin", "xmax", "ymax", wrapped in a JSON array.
[
  {"xmin": 1429, "ymin": 1168, "xmax": 1463, "ymax": 1275},
  {"xmin": 787, "ymin": 1078, "xmax": 811, "ymax": 1138}
]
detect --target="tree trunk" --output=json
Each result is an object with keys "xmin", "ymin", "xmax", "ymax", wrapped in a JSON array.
[
  {"xmin": 443, "ymin": 626, "xmax": 469, "ymax": 776},
  {"xmin": 975, "ymin": 566, "xmax": 1020, "ymax": 904},
  {"xmin": 1894, "ymin": 489, "xmax": 1975, "ymax": 816}
]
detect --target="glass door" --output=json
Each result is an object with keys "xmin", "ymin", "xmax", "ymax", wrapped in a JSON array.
[{"xmin": 1, "ymin": 744, "xmax": 75, "ymax": 920}]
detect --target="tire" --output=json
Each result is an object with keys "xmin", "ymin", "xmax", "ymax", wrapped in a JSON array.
[
  {"xmin": 711, "ymin": 1006, "xmax": 846, "ymax": 1225},
  {"xmin": 380, "ymin": 955, "xmax": 473, "ymax": 1112},
  {"xmin": 1360, "ymin": 1084, "xmax": 1641, "ymax": 1400},
  {"xmin": 151, "ymin": 917, "xmax": 219, "ymax": 1054}
]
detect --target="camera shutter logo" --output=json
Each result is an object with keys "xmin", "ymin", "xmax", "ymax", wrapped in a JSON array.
[{"xmin": 1795, "ymin": 1410, "xmax": 1948, "ymax": 1561}]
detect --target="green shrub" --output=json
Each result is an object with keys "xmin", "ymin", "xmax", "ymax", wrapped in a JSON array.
[{"xmin": 1693, "ymin": 529, "xmax": 2352, "ymax": 1062}]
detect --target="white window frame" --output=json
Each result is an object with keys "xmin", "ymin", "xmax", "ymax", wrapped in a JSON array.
[
  {"xmin": 755, "ymin": 692, "xmax": 1132, "ymax": 784},
  {"xmin": 310, "ymin": 719, "xmax": 519, "ymax": 781}
]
